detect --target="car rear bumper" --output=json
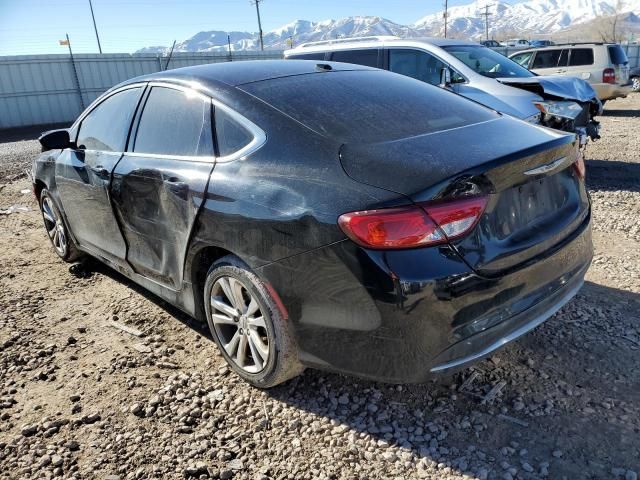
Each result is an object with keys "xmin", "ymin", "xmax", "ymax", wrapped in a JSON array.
[
  {"xmin": 258, "ymin": 213, "xmax": 592, "ymax": 383},
  {"xmin": 592, "ymin": 82, "xmax": 633, "ymax": 101}
]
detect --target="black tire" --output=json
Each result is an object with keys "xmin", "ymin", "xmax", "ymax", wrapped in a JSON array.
[
  {"xmin": 203, "ymin": 255, "xmax": 304, "ymax": 388},
  {"xmin": 39, "ymin": 189, "xmax": 83, "ymax": 263}
]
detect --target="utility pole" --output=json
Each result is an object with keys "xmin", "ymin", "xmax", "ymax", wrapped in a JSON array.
[
  {"xmin": 478, "ymin": 4, "xmax": 493, "ymax": 41},
  {"xmin": 227, "ymin": 34, "xmax": 232, "ymax": 61},
  {"xmin": 61, "ymin": 34, "xmax": 85, "ymax": 109},
  {"xmin": 443, "ymin": 0, "xmax": 448, "ymax": 38},
  {"xmin": 164, "ymin": 40, "xmax": 176, "ymax": 70},
  {"xmin": 251, "ymin": 0, "xmax": 264, "ymax": 51},
  {"xmin": 88, "ymin": 0, "xmax": 102, "ymax": 53}
]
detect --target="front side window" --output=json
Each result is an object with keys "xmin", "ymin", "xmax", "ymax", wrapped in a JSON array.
[
  {"xmin": 215, "ymin": 108, "xmax": 254, "ymax": 157},
  {"xmin": 532, "ymin": 49, "xmax": 562, "ymax": 68},
  {"xmin": 511, "ymin": 52, "xmax": 533, "ymax": 68},
  {"xmin": 133, "ymin": 87, "xmax": 212, "ymax": 157},
  {"xmin": 569, "ymin": 48, "xmax": 594, "ymax": 66},
  {"xmin": 76, "ymin": 87, "xmax": 143, "ymax": 152},
  {"xmin": 330, "ymin": 49, "xmax": 379, "ymax": 68},
  {"xmin": 443, "ymin": 45, "xmax": 534, "ymax": 78},
  {"xmin": 389, "ymin": 49, "xmax": 448, "ymax": 85}
]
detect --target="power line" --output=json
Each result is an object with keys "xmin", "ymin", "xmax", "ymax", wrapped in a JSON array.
[
  {"xmin": 477, "ymin": 4, "xmax": 494, "ymax": 41},
  {"xmin": 250, "ymin": 0, "xmax": 264, "ymax": 51}
]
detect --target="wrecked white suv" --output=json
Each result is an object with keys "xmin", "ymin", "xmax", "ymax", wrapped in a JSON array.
[{"xmin": 286, "ymin": 36, "xmax": 603, "ymax": 145}]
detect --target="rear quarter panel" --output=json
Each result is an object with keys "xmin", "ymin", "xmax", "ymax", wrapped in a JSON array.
[{"xmin": 185, "ymin": 105, "xmax": 409, "ymax": 272}]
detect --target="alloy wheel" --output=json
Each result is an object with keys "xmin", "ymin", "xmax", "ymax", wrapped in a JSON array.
[
  {"xmin": 633, "ymin": 77, "xmax": 640, "ymax": 92},
  {"xmin": 42, "ymin": 197, "xmax": 67, "ymax": 256},
  {"xmin": 209, "ymin": 276, "xmax": 270, "ymax": 373}
]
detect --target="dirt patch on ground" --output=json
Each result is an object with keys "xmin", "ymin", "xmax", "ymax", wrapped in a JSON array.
[{"xmin": 1, "ymin": 96, "xmax": 639, "ymax": 480}]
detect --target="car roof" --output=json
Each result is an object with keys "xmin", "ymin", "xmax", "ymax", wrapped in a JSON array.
[
  {"xmin": 119, "ymin": 60, "xmax": 374, "ymax": 90},
  {"xmin": 287, "ymin": 36, "xmax": 481, "ymax": 54},
  {"xmin": 516, "ymin": 42, "xmax": 615, "ymax": 53}
]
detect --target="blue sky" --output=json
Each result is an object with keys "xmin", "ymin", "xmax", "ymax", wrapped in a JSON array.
[{"xmin": 0, "ymin": 0, "xmax": 476, "ymax": 55}]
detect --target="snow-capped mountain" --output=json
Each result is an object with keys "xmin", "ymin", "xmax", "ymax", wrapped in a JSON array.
[
  {"xmin": 136, "ymin": 0, "xmax": 640, "ymax": 53},
  {"xmin": 139, "ymin": 17, "xmax": 420, "ymax": 53},
  {"xmin": 413, "ymin": 0, "xmax": 640, "ymax": 39}
]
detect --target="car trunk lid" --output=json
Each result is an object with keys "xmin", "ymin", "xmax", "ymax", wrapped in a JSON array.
[{"xmin": 340, "ymin": 116, "xmax": 590, "ymax": 276}]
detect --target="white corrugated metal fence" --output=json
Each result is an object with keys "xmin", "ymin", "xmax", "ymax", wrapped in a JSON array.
[
  {"xmin": 0, "ymin": 51, "xmax": 284, "ymax": 129},
  {"xmin": 1, "ymin": 46, "xmax": 638, "ymax": 130}
]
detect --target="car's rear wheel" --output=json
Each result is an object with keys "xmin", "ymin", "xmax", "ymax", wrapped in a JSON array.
[
  {"xmin": 39, "ymin": 189, "xmax": 82, "ymax": 262},
  {"xmin": 204, "ymin": 255, "xmax": 303, "ymax": 388},
  {"xmin": 632, "ymin": 76, "xmax": 640, "ymax": 92}
]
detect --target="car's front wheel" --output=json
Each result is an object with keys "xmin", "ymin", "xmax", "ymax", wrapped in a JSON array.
[
  {"xmin": 632, "ymin": 76, "xmax": 640, "ymax": 92},
  {"xmin": 39, "ymin": 189, "xmax": 82, "ymax": 262},
  {"xmin": 204, "ymin": 255, "xmax": 303, "ymax": 388}
]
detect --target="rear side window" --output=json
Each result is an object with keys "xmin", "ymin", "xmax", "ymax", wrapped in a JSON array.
[
  {"xmin": 133, "ymin": 87, "xmax": 213, "ymax": 157},
  {"xmin": 532, "ymin": 49, "xmax": 562, "ymax": 68},
  {"xmin": 77, "ymin": 87, "xmax": 143, "ymax": 152},
  {"xmin": 608, "ymin": 45, "xmax": 628, "ymax": 65},
  {"xmin": 240, "ymin": 70, "xmax": 497, "ymax": 144},
  {"xmin": 215, "ymin": 108, "xmax": 253, "ymax": 157},
  {"xmin": 330, "ymin": 49, "xmax": 379, "ymax": 68},
  {"xmin": 569, "ymin": 48, "xmax": 594, "ymax": 66},
  {"xmin": 288, "ymin": 52, "xmax": 326, "ymax": 60},
  {"xmin": 389, "ymin": 49, "xmax": 447, "ymax": 85}
]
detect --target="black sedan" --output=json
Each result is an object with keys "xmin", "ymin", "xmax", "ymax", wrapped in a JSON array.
[{"xmin": 32, "ymin": 60, "xmax": 592, "ymax": 387}]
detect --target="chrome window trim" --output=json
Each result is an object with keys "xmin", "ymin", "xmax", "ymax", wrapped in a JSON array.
[
  {"xmin": 138, "ymin": 82, "xmax": 266, "ymax": 163},
  {"xmin": 70, "ymin": 80, "xmax": 266, "ymax": 164},
  {"xmin": 213, "ymin": 100, "xmax": 267, "ymax": 163}
]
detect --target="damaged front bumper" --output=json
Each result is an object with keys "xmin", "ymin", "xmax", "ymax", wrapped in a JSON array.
[{"xmin": 500, "ymin": 76, "xmax": 603, "ymax": 145}]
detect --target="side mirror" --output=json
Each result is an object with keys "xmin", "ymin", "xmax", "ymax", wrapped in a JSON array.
[
  {"xmin": 38, "ymin": 129, "xmax": 73, "ymax": 152},
  {"xmin": 439, "ymin": 68, "xmax": 452, "ymax": 88}
]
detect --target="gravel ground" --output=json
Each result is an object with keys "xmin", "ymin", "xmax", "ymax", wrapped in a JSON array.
[{"xmin": 1, "ymin": 96, "xmax": 639, "ymax": 480}]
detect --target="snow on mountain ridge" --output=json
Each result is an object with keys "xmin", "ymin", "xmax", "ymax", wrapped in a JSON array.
[{"xmin": 136, "ymin": 0, "xmax": 640, "ymax": 53}]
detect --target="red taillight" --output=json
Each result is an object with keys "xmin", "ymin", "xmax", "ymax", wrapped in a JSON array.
[
  {"xmin": 573, "ymin": 150, "xmax": 586, "ymax": 179},
  {"xmin": 603, "ymin": 68, "xmax": 616, "ymax": 84},
  {"xmin": 338, "ymin": 196, "xmax": 487, "ymax": 249}
]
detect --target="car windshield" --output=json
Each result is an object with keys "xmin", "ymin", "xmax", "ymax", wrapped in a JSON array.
[{"xmin": 443, "ymin": 45, "xmax": 534, "ymax": 79}]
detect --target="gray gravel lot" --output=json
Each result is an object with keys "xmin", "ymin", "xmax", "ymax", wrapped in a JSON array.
[{"xmin": 0, "ymin": 96, "xmax": 639, "ymax": 480}]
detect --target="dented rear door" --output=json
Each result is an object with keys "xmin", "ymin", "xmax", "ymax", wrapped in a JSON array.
[{"xmin": 110, "ymin": 85, "xmax": 215, "ymax": 290}]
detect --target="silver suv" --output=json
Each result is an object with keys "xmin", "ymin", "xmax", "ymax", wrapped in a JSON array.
[
  {"xmin": 285, "ymin": 36, "xmax": 602, "ymax": 144},
  {"xmin": 510, "ymin": 43, "xmax": 632, "ymax": 101}
]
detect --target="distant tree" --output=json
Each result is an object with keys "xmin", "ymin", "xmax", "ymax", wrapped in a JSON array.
[{"xmin": 597, "ymin": 0, "xmax": 628, "ymax": 43}]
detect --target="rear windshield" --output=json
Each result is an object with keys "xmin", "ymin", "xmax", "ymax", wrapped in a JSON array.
[
  {"xmin": 608, "ymin": 45, "xmax": 628, "ymax": 65},
  {"xmin": 240, "ymin": 70, "xmax": 497, "ymax": 143},
  {"xmin": 443, "ymin": 45, "xmax": 534, "ymax": 78}
]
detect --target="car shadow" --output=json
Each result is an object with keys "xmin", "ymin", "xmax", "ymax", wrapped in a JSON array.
[
  {"xmin": 601, "ymin": 108, "xmax": 640, "ymax": 118},
  {"xmin": 264, "ymin": 281, "xmax": 640, "ymax": 477},
  {"xmin": 586, "ymin": 159, "xmax": 640, "ymax": 193},
  {"xmin": 71, "ymin": 258, "xmax": 640, "ymax": 477},
  {"xmin": 70, "ymin": 257, "xmax": 212, "ymax": 339}
]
